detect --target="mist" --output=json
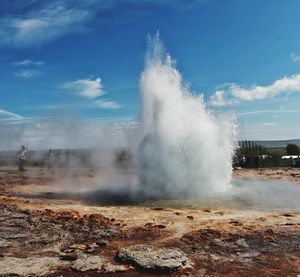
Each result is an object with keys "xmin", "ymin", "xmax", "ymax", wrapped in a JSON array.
[{"xmin": 0, "ymin": 117, "xmax": 134, "ymax": 151}]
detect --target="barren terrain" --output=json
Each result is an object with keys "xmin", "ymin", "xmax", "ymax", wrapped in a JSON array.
[{"xmin": 0, "ymin": 166, "xmax": 300, "ymax": 276}]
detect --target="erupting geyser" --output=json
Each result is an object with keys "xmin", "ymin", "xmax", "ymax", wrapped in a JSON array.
[{"xmin": 138, "ymin": 34, "xmax": 237, "ymax": 197}]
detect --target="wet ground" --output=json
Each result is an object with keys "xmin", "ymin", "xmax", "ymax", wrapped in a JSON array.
[{"xmin": 0, "ymin": 166, "xmax": 300, "ymax": 276}]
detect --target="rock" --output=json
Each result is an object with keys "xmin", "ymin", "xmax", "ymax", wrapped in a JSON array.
[
  {"xmin": 11, "ymin": 212, "xmax": 29, "ymax": 219},
  {"xmin": 96, "ymin": 239, "xmax": 108, "ymax": 246},
  {"xmin": 156, "ymin": 224, "xmax": 166, "ymax": 229},
  {"xmin": 236, "ymin": 238, "xmax": 249, "ymax": 248},
  {"xmin": 63, "ymin": 248, "xmax": 75, "ymax": 253},
  {"xmin": 68, "ymin": 243, "xmax": 87, "ymax": 251},
  {"xmin": 282, "ymin": 213, "xmax": 293, "ymax": 217},
  {"xmin": 60, "ymin": 252, "xmax": 78, "ymax": 261},
  {"xmin": 229, "ymin": 220, "xmax": 242, "ymax": 226},
  {"xmin": 92, "ymin": 228, "xmax": 121, "ymax": 238},
  {"xmin": 264, "ymin": 228, "xmax": 274, "ymax": 235},
  {"xmin": 239, "ymin": 250, "xmax": 260, "ymax": 258},
  {"xmin": 3, "ymin": 218, "xmax": 29, "ymax": 228},
  {"xmin": 152, "ymin": 207, "xmax": 164, "ymax": 211},
  {"xmin": 0, "ymin": 238, "xmax": 12, "ymax": 248},
  {"xmin": 26, "ymin": 235, "xmax": 55, "ymax": 245},
  {"xmin": 0, "ymin": 256, "xmax": 69, "ymax": 276},
  {"xmin": 86, "ymin": 243, "xmax": 98, "ymax": 253},
  {"xmin": 0, "ymin": 233, "xmax": 28, "ymax": 239},
  {"xmin": 102, "ymin": 263, "xmax": 131, "ymax": 273},
  {"xmin": 215, "ymin": 211, "xmax": 225, "ymax": 215},
  {"xmin": 72, "ymin": 255, "xmax": 104, "ymax": 271},
  {"xmin": 117, "ymin": 244, "xmax": 190, "ymax": 273}
]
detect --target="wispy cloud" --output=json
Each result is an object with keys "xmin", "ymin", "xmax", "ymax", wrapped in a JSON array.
[
  {"xmin": 0, "ymin": 1, "xmax": 91, "ymax": 47},
  {"xmin": 291, "ymin": 52, "xmax": 300, "ymax": 63},
  {"xmin": 14, "ymin": 69, "xmax": 41, "ymax": 78},
  {"xmin": 209, "ymin": 74, "xmax": 300, "ymax": 106},
  {"xmin": 62, "ymin": 78, "xmax": 104, "ymax": 99},
  {"xmin": 0, "ymin": 0, "xmax": 205, "ymax": 48},
  {"xmin": 236, "ymin": 109, "xmax": 300, "ymax": 117},
  {"xmin": 94, "ymin": 99, "xmax": 122, "ymax": 109},
  {"xmin": 11, "ymin": 58, "xmax": 44, "ymax": 66},
  {"xmin": 0, "ymin": 108, "xmax": 24, "ymax": 122}
]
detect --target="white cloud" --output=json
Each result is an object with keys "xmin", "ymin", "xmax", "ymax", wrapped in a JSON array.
[
  {"xmin": 0, "ymin": 3, "xmax": 90, "ymax": 47},
  {"xmin": 14, "ymin": 69, "xmax": 41, "ymax": 78},
  {"xmin": 209, "ymin": 74, "xmax": 300, "ymax": 106},
  {"xmin": 291, "ymin": 52, "xmax": 300, "ymax": 63},
  {"xmin": 231, "ymin": 75, "xmax": 300, "ymax": 101},
  {"xmin": 208, "ymin": 90, "xmax": 234, "ymax": 107},
  {"xmin": 62, "ymin": 78, "xmax": 104, "ymax": 99},
  {"xmin": 11, "ymin": 59, "xmax": 44, "ymax": 66},
  {"xmin": 94, "ymin": 99, "xmax": 122, "ymax": 109},
  {"xmin": 61, "ymin": 77, "xmax": 122, "ymax": 108}
]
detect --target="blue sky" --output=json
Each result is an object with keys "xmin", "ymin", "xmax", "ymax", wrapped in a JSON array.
[{"xmin": 1, "ymin": 0, "xmax": 300, "ymax": 140}]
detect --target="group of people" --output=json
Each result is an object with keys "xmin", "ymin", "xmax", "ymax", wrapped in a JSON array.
[
  {"xmin": 16, "ymin": 146, "xmax": 70, "ymax": 173},
  {"xmin": 234, "ymin": 155, "xmax": 263, "ymax": 169}
]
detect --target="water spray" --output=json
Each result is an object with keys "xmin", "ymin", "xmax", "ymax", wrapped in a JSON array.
[{"xmin": 138, "ymin": 34, "xmax": 237, "ymax": 197}]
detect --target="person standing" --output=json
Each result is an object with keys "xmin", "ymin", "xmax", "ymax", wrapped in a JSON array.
[
  {"xmin": 47, "ymin": 149, "xmax": 55, "ymax": 174},
  {"xmin": 16, "ymin": 145, "xmax": 27, "ymax": 171}
]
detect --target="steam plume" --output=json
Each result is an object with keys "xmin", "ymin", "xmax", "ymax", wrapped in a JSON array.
[{"xmin": 138, "ymin": 34, "xmax": 237, "ymax": 197}]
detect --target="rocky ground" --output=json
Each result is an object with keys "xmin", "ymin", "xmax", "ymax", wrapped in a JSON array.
[{"xmin": 0, "ymin": 166, "xmax": 300, "ymax": 276}]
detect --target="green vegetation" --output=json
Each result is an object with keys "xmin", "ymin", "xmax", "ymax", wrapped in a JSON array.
[
  {"xmin": 286, "ymin": 144, "xmax": 300, "ymax": 155},
  {"xmin": 233, "ymin": 141, "xmax": 293, "ymax": 168}
]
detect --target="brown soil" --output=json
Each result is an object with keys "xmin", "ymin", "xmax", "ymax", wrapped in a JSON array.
[{"xmin": 0, "ymin": 166, "xmax": 300, "ymax": 276}]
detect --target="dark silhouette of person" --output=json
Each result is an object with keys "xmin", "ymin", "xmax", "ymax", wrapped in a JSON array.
[
  {"xmin": 16, "ymin": 145, "xmax": 27, "ymax": 171},
  {"xmin": 47, "ymin": 149, "xmax": 55, "ymax": 174}
]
